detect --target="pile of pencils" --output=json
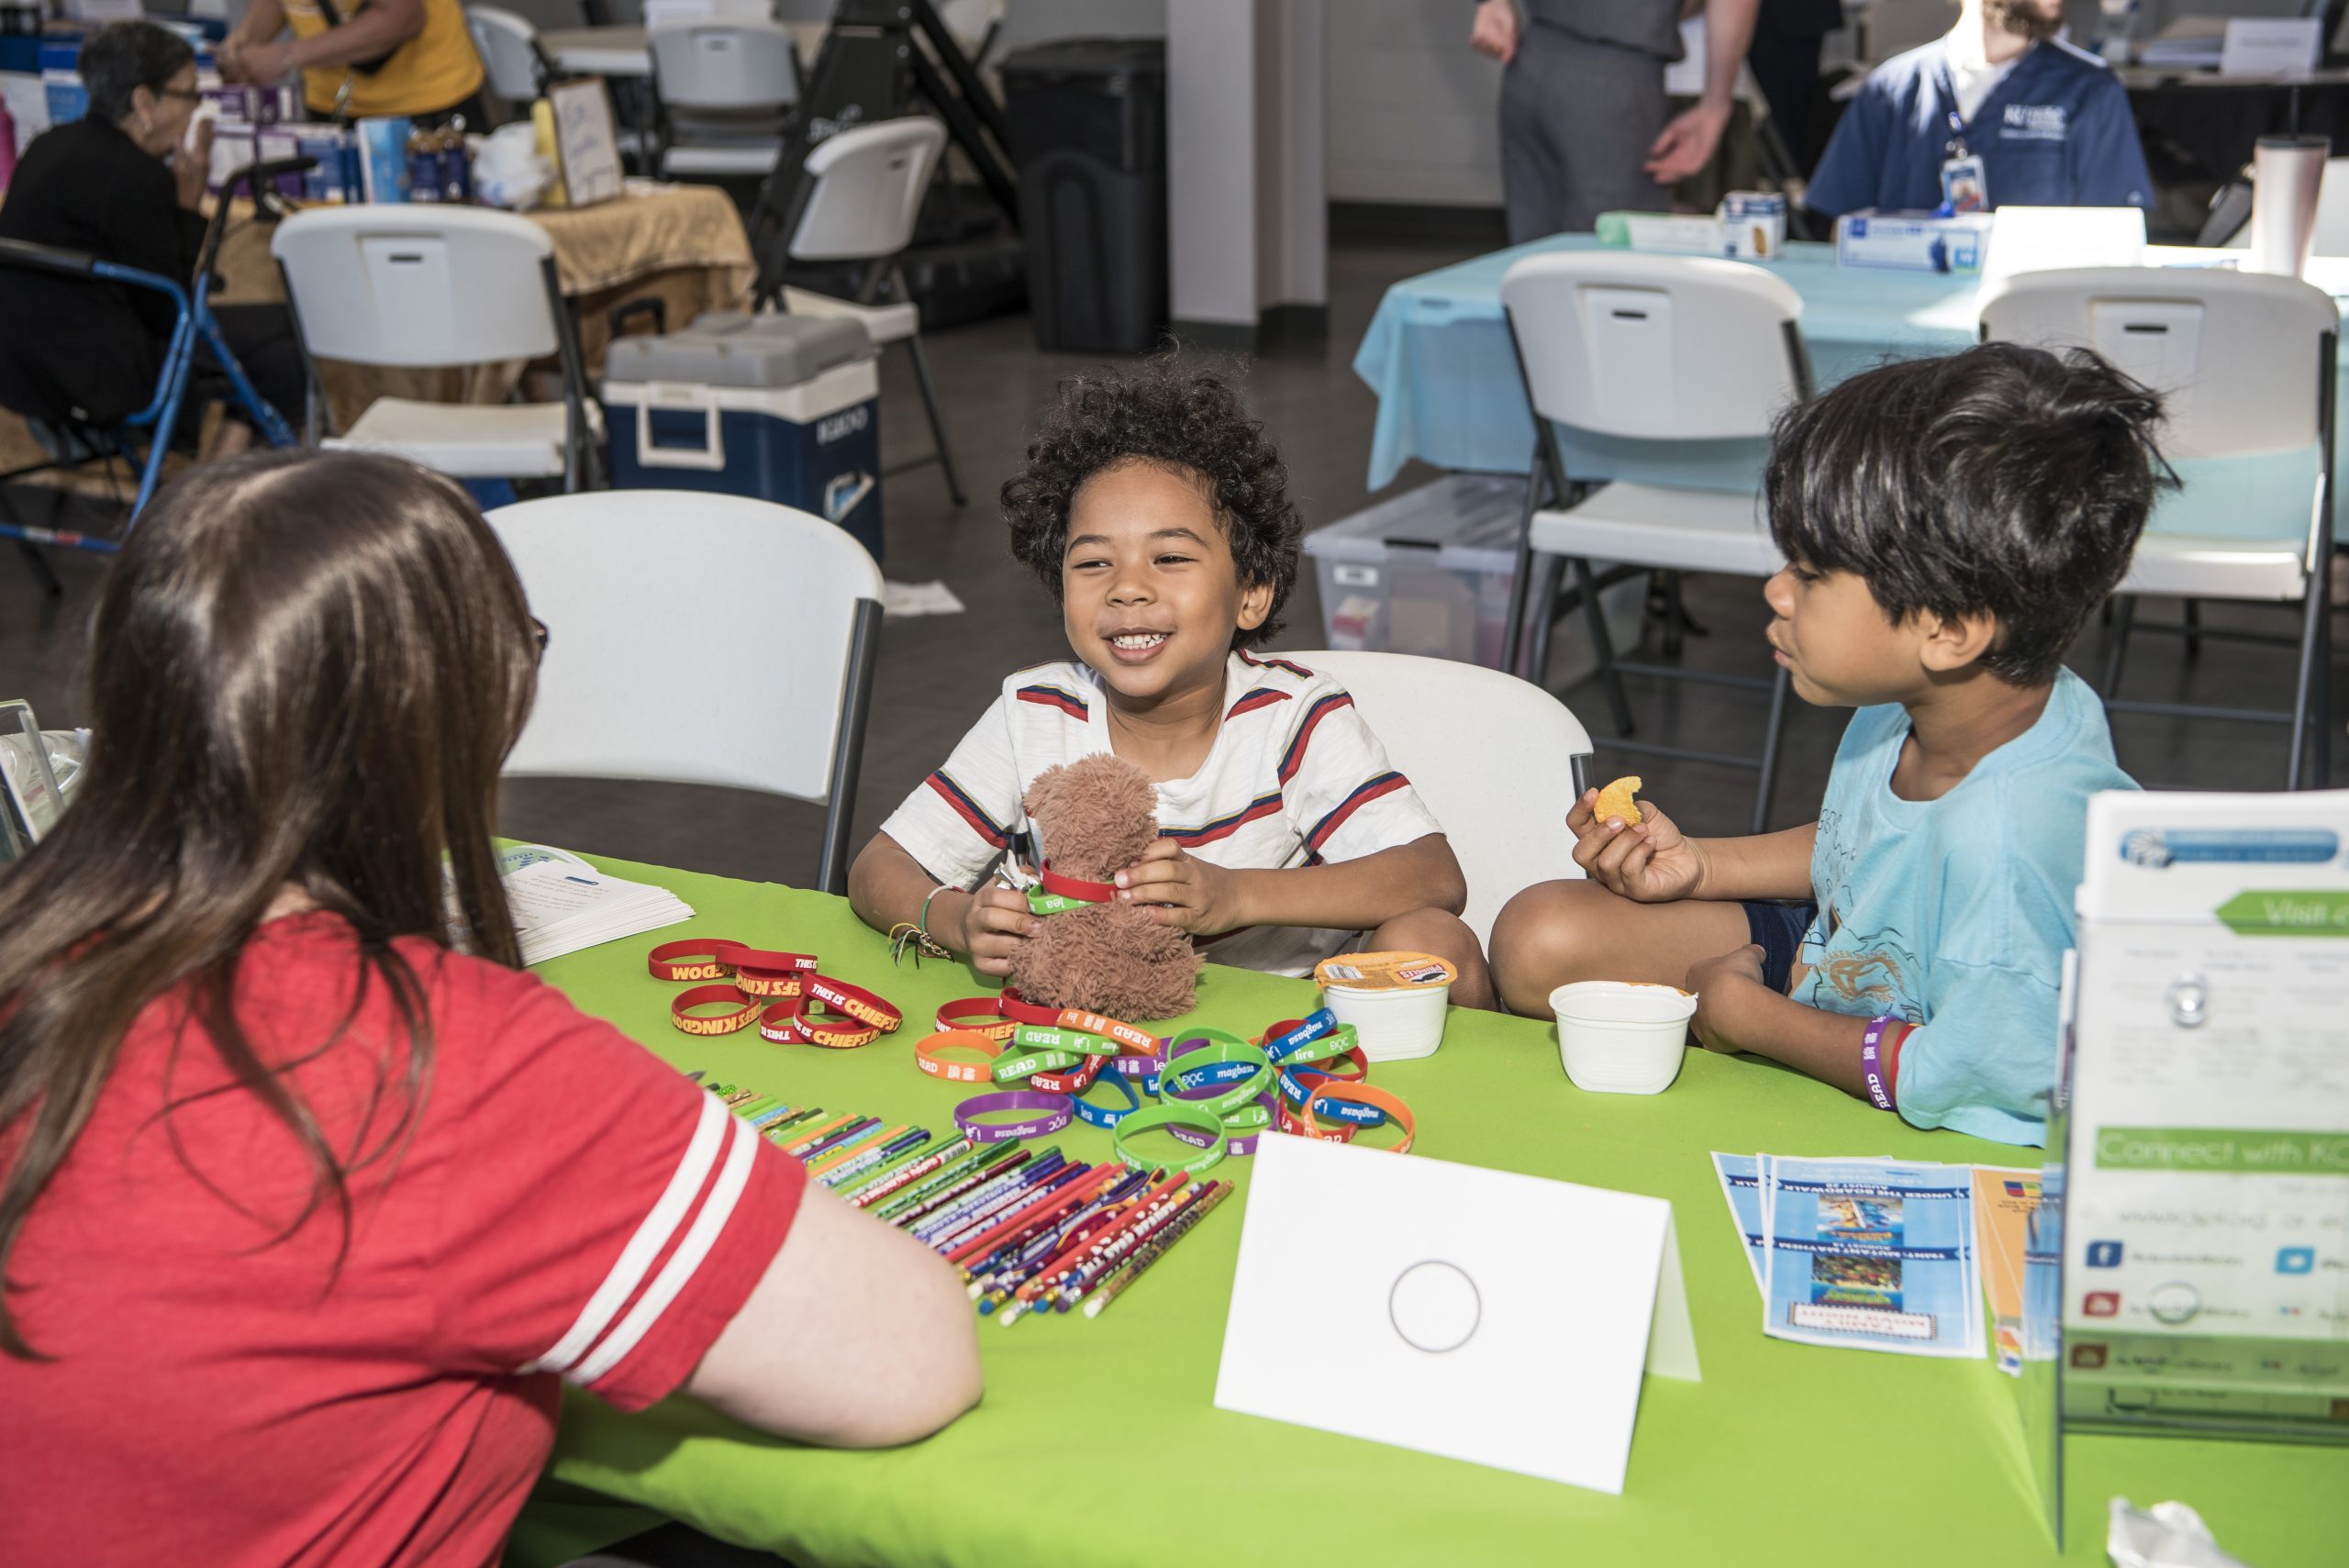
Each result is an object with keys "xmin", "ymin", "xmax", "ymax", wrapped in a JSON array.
[{"xmin": 693, "ymin": 1075, "xmax": 1230, "ymax": 1321}]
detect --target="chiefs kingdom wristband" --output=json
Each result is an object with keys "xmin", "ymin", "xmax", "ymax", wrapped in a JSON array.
[{"xmin": 671, "ymin": 983, "xmax": 763, "ymax": 1036}]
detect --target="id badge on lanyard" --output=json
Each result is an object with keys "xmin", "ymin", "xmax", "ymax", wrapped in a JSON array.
[{"xmin": 1941, "ymin": 109, "xmax": 1988, "ymax": 213}]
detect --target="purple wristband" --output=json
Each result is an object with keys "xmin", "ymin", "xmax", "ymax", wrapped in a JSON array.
[
  {"xmin": 953, "ymin": 1089, "xmax": 1074, "ymax": 1142},
  {"xmin": 1859, "ymin": 1017, "xmax": 1898, "ymax": 1112}
]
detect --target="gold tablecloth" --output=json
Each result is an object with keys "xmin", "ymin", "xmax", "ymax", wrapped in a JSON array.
[{"xmin": 2, "ymin": 181, "xmax": 757, "ymax": 495}]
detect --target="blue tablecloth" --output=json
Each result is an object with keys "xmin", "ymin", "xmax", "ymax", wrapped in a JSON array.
[{"xmin": 1353, "ymin": 236, "xmax": 2340, "ymax": 542}]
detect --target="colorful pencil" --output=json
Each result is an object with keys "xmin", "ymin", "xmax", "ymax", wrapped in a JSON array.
[{"xmin": 1082, "ymin": 1182, "xmax": 1231, "ymax": 1318}]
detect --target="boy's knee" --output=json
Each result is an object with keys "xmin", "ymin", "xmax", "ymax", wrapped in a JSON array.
[
  {"xmin": 1367, "ymin": 907, "xmax": 1495, "ymax": 1010},
  {"xmin": 1489, "ymin": 879, "xmax": 1616, "ymax": 1015}
]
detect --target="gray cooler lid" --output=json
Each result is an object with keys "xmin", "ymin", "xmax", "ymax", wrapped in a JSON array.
[{"xmin": 604, "ymin": 310, "xmax": 874, "ymax": 388}]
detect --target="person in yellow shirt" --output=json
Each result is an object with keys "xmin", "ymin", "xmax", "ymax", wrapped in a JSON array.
[{"xmin": 219, "ymin": 0, "xmax": 484, "ymax": 126}]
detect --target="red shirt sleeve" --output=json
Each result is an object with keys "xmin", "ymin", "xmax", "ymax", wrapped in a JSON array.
[{"xmin": 421, "ymin": 960, "xmax": 805, "ymax": 1412}]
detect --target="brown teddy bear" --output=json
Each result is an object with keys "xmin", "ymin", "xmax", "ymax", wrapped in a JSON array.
[{"xmin": 1009, "ymin": 752, "xmax": 1201, "ymax": 1021}]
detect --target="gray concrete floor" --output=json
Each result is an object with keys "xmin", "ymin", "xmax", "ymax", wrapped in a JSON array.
[{"xmin": 3, "ymin": 230, "xmax": 2337, "ymax": 893}]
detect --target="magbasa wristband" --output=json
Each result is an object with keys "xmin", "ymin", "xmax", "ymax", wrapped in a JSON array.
[
  {"xmin": 1159, "ymin": 1032, "xmax": 1273, "ymax": 1119},
  {"xmin": 1112, "ymin": 1100, "xmax": 1229, "ymax": 1175},
  {"xmin": 954, "ymin": 1090, "xmax": 1074, "ymax": 1143},
  {"xmin": 1302, "ymin": 1082, "xmax": 1415, "ymax": 1153},
  {"xmin": 916, "ymin": 1029, "xmax": 1003, "ymax": 1084},
  {"xmin": 670, "ymin": 983, "xmax": 762, "ymax": 1036}
]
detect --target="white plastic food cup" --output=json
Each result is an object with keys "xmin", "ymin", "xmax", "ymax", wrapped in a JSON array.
[
  {"xmin": 1322, "ymin": 980, "xmax": 1452, "ymax": 1062},
  {"xmin": 1549, "ymin": 981, "xmax": 1698, "ymax": 1095}
]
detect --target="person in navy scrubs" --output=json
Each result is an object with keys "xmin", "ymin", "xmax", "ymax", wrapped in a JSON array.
[{"xmin": 1804, "ymin": 0, "xmax": 2152, "ymax": 217}]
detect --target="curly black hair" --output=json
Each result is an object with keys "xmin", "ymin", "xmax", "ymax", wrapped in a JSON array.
[{"xmin": 1002, "ymin": 354, "xmax": 1302, "ymax": 648}]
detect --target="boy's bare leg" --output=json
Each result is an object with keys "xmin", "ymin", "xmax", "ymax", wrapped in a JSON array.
[
  {"xmin": 1370, "ymin": 907, "xmax": 1496, "ymax": 1011},
  {"xmin": 1488, "ymin": 881, "xmax": 1751, "ymax": 1017}
]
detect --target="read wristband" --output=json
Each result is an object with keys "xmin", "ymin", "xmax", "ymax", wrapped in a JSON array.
[
  {"xmin": 1112, "ymin": 1100, "xmax": 1228, "ymax": 1175},
  {"xmin": 1011, "ymin": 1023, "xmax": 1119, "ymax": 1057},
  {"xmin": 954, "ymin": 1090, "xmax": 1074, "ymax": 1143},
  {"xmin": 670, "ymin": 983, "xmax": 762, "ymax": 1036},
  {"xmin": 1168, "ymin": 1092, "xmax": 1274, "ymax": 1156},
  {"xmin": 916, "ymin": 1029, "xmax": 1003, "ymax": 1084},
  {"xmin": 1027, "ymin": 1056, "xmax": 1103, "ymax": 1095},
  {"xmin": 991, "ymin": 1047, "xmax": 1085, "ymax": 1083},
  {"xmin": 1861, "ymin": 1017, "xmax": 1903, "ymax": 1112}
]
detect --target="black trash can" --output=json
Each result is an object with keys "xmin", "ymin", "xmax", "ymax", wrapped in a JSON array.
[{"xmin": 998, "ymin": 38, "xmax": 1167, "ymax": 354}]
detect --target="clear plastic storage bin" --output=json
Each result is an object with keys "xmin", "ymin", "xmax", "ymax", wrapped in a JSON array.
[{"xmin": 1302, "ymin": 474, "xmax": 1642, "ymax": 681}]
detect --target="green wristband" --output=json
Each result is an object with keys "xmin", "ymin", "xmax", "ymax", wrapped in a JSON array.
[
  {"xmin": 1025, "ymin": 887, "xmax": 1091, "ymax": 916},
  {"xmin": 1112, "ymin": 1100, "xmax": 1229, "ymax": 1176},
  {"xmin": 1159, "ymin": 1031, "xmax": 1273, "ymax": 1119},
  {"xmin": 1012, "ymin": 1022, "xmax": 1118, "ymax": 1056},
  {"xmin": 991, "ymin": 1048, "xmax": 1085, "ymax": 1082}
]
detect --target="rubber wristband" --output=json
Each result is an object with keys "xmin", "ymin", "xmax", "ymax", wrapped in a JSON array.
[
  {"xmin": 648, "ymin": 940, "xmax": 745, "ymax": 983},
  {"xmin": 954, "ymin": 1090, "xmax": 1074, "ymax": 1142},
  {"xmin": 937, "ymin": 996, "xmax": 1017, "ymax": 1042},
  {"xmin": 1071, "ymin": 1065, "xmax": 1144, "ymax": 1129},
  {"xmin": 1112, "ymin": 1100, "xmax": 1228, "ymax": 1175},
  {"xmin": 1012, "ymin": 1023, "xmax": 1118, "ymax": 1057},
  {"xmin": 916, "ymin": 1029, "xmax": 1003, "ymax": 1084},
  {"xmin": 671, "ymin": 983, "xmax": 762, "ymax": 1036},
  {"xmin": 725, "ymin": 947, "xmax": 819, "ymax": 973},
  {"xmin": 805, "ymin": 973, "xmax": 902, "ymax": 1032},
  {"xmin": 732, "ymin": 965, "xmax": 807, "ymax": 997},
  {"xmin": 1040, "ymin": 862, "xmax": 1118, "ymax": 903},
  {"xmin": 1025, "ymin": 888, "xmax": 1094, "ymax": 916},
  {"xmin": 1160, "ymin": 1032, "xmax": 1274, "ymax": 1120},
  {"xmin": 1275, "ymin": 1095, "xmax": 1356, "ymax": 1142},
  {"xmin": 1057, "ymin": 1008, "xmax": 1160, "ymax": 1054},
  {"xmin": 1273, "ymin": 1023, "xmax": 1359, "ymax": 1066},
  {"xmin": 760, "ymin": 995, "xmax": 884, "ymax": 1050},
  {"xmin": 1169, "ymin": 1092, "xmax": 1274, "ymax": 1155},
  {"xmin": 1861, "ymin": 1017, "xmax": 1900, "ymax": 1112},
  {"xmin": 997, "ymin": 988, "xmax": 1066, "ymax": 1027},
  {"xmin": 1027, "ymin": 1056, "xmax": 1103, "ymax": 1095},
  {"xmin": 991, "ymin": 1047, "xmax": 1085, "ymax": 1082},
  {"xmin": 1263, "ymin": 1009, "xmax": 1336, "ymax": 1062},
  {"xmin": 1303, "ymin": 1082, "xmax": 1415, "ymax": 1153},
  {"xmin": 1886, "ymin": 1022, "xmax": 1909, "ymax": 1101}
]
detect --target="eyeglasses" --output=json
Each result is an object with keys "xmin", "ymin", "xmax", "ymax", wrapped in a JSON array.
[
  {"xmin": 530, "ymin": 617, "xmax": 551, "ymax": 661},
  {"xmin": 152, "ymin": 85, "xmax": 202, "ymax": 104}
]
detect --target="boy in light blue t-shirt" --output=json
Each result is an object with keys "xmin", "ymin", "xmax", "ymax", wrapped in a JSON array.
[{"xmin": 1490, "ymin": 343, "xmax": 2171, "ymax": 1145}]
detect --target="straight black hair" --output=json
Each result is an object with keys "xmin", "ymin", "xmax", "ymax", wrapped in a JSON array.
[
  {"xmin": 79, "ymin": 19, "xmax": 195, "ymax": 127},
  {"xmin": 1765, "ymin": 342, "xmax": 2174, "ymax": 685}
]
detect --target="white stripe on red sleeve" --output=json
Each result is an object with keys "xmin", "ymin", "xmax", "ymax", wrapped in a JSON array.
[{"xmin": 521, "ymin": 1091, "xmax": 729, "ymax": 1376}]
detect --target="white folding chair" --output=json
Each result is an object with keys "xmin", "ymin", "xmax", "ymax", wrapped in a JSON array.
[
  {"xmin": 273, "ymin": 206, "xmax": 600, "ymax": 492},
  {"xmin": 1979, "ymin": 267, "xmax": 2338, "ymax": 789},
  {"xmin": 1295, "ymin": 650, "xmax": 1594, "ymax": 945},
  {"xmin": 776, "ymin": 117, "xmax": 965, "ymax": 506},
  {"xmin": 486, "ymin": 490, "xmax": 885, "ymax": 891},
  {"xmin": 465, "ymin": 5, "xmax": 552, "ymax": 114},
  {"xmin": 648, "ymin": 17, "xmax": 802, "ymax": 178},
  {"xmin": 1499, "ymin": 250, "xmax": 1810, "ymax": 834}
]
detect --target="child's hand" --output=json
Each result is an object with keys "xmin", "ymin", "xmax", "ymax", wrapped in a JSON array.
[
  {"xmin": 1686, "ymin": 944, "xmax": 1767, "ymax": 1051},
  {"xmin": 955, "ymin": 884, "xmax": 1042, "ymax": 978},
  {"xmin": 1567, "ymin": 788, "xmax": 1709, "ymax": 903},
  {"xmin": 1114, "ymin": 839, "xmax": 1243, "ymax": 936}
]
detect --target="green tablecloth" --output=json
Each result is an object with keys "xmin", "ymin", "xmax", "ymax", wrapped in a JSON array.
[{"xmin": 518, "ymin": 856, "xmax": 2341, "ymax": 1567}]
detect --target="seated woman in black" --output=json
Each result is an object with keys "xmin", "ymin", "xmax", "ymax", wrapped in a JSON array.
[{"xmin": 0, "ymin": 20, "xmax": 306, "ymax": 456}]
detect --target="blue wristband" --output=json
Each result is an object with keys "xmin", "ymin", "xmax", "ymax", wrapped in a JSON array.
[{"xmin": 1071, "ymin": 1064, "xmax": 1144, "ymax": 1129}]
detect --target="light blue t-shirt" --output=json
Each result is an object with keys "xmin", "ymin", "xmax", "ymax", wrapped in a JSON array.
[{"xmin": 1790, "ymin": 669, "xmax": 2135, "ymax": 1146}]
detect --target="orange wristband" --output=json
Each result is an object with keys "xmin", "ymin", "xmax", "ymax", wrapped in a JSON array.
[
  {"xmin": 916, "ymin": 1029, "xmax": 1004, "ymax": 1083},
  {"xmin": 1298, "ymin": 1081, "xmax": 1415, "ymax": 1153}
]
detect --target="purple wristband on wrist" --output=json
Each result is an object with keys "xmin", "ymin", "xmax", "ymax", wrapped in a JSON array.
[{"xmin": 1859, "ymin": 1016, "xmax": 1899, "ymax": 1112}]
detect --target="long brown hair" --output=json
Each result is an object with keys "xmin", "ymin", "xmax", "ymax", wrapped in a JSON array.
[{"xmin": 0, "ymin": 450, "xmax": 540, "ymax": 1357}]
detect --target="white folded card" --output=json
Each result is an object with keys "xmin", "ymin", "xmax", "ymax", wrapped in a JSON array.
[
  {"xmin": 2221, "ymin": 17, "xmax": 2322, "ymax": 79},
  {"xmin": 1213, "ymin": 1134, "xmax": 1698, "ymax": 1496}
]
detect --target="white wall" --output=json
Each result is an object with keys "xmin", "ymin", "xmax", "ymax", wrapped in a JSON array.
[{"xmin": 1326, "ymin": 0, "xmax": 1502, "ymax": 206}]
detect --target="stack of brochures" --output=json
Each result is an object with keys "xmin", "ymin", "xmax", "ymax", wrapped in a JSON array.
[
  {"xmin": 489, "ymin": 845, "xmax": 695, "ymax": 966},
  {"xmin": 1713, "ymin": 1153, "xmax": 1991, "ymax": 1359}
]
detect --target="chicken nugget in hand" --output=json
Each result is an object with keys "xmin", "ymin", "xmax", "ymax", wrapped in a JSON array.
[{"xmin": 1593, "ymin": 775, "xmax": 1643, "ymax": 827}]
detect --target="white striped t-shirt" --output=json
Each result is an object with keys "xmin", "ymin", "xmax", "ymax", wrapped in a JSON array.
[{"xmin": 880, "ymin": 651, "xmax": 1447, "ymax": 977}]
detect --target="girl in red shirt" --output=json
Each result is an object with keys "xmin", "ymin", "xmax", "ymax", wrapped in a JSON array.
[{"xmin": 0, "ymin": 450, "xmax": 980, "ymax": 1567}]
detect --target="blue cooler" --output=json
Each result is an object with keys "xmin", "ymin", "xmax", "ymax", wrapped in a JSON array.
[{"xmin": 603, "ymin": 312, "xmax": 885, "ymax": 560}]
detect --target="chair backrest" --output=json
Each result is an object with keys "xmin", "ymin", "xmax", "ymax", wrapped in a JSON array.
[
  {"xmin": 486, "ymin": 491, "xmax": 885, "ymax": 892},
  {"xmin": 789, "ymin": 117, "xmax": 946, "ymax": 263},
  {"xmin": 273, "ymin": 206, "xmax": 559, "ymax": 368},
  {"xmin": 1977, "ymin": 266, "xmax": 2338, "ymax": 463},
  {"xmin": 466, "ymin": 5, "xmax": 544, "ymax": 102},
  {"xmin": 649, "ymin": 17, "xmax": 800, "ymax": 113},
  {"xmin": 1499, "ymin": 251, "xmax": 1807, "ymax": 443},
  {"xmin": 1292, "ymin": 650, "xmax": 1593, "ymax": 945}
]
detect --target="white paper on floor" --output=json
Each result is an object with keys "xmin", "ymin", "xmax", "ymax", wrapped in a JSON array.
[{"xmin": 884, "ymin": 580, "xmax": 967, "ymax": 618}]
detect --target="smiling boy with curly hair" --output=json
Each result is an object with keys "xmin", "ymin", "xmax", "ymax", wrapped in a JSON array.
[{"xmin": 849, "ymin": 356, "xmax": 1492, "ymax": 1005}]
